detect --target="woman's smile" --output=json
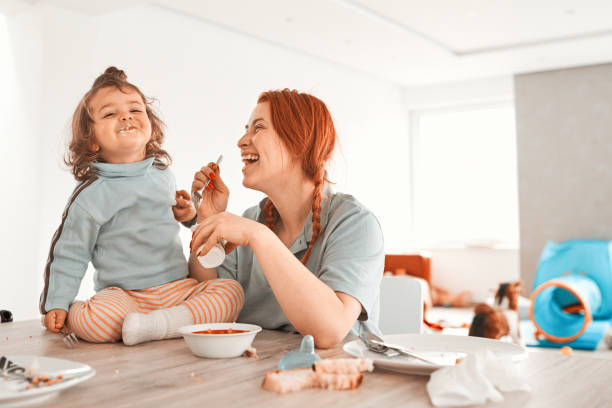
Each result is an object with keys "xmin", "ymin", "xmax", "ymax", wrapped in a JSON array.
[{"xmin": 241, "ymin": 153, "xmax": 260, "ymax": 173}]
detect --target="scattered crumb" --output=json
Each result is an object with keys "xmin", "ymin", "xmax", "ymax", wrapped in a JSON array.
[
  {"xmin": 194, "ymin": 377, "xmax": 201, "ymax": 382},
  {"xmin": 24, "ymin": 373, "xmax": 65, "ymax": 390},
  {"xmin": 189, "ymin": 372, "xmax": 195, "ymax": 377},
  {"xmin": 243, "ymin": 347, "xmax": 259, "ymax": 359},
  {"xmin": 560, "ymin": 346, "xmax": 573, "ymax": 356}
]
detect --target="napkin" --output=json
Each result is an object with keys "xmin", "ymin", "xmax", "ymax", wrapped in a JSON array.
[{"xmin": 426, "ymin": 350, "xmax": 531, "ymax": 407}]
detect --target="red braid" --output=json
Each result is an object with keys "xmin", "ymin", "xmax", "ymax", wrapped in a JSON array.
[
  {"xmin": 263, "ymin": 198, "xmax": 276, "ymax": 231},
  {"xmin": 302, "ymin": 169, "xmax": 325, "ymax": 264}
]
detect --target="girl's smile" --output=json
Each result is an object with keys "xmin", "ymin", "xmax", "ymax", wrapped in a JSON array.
[{"xmin": 118, "ymin": 124, "xmax": 138, "ymax": 135}]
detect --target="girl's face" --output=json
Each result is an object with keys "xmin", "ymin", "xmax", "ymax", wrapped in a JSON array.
[
  {"xmin": 238, "ymin": 102, "xmax": 299, "ymax": 192},
  {"xmin": 89, "ymin": 87, "xmax": 152, "ymax": 164}
]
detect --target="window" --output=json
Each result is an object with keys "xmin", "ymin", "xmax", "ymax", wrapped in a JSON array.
[{"xmin": 411, "ymin": 103, "xmax": 519, "ymax": 247}]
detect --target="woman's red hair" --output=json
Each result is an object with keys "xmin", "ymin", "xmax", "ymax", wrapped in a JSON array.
[{"xmin": 258, "ymin": 89, "xmax": 336, "ymax": 264}]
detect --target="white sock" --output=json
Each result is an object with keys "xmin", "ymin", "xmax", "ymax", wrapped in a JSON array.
[{"xmin": 122, "ymin": 305, "xmax": 194, "ymax": 346}]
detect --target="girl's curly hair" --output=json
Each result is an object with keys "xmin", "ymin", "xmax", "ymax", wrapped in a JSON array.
[{"xmin": 66, "ymin": 66, "xmax": 171, "ymax": 181}]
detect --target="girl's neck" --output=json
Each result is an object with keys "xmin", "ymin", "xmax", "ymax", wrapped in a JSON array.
[{"xmin": 99, "ymin": 151, "xmax": 146, "ymax": 164}]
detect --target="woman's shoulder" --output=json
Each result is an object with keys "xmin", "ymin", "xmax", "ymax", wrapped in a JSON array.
[
  {"xmin": 327, "ymin": 191, "xmax": 377, "ymax": 223},
  {"xmin": 322, "ymin": 191, "xmax": 385, "ymax": 263},
  {"xmin": 324, "ymin": 191, "xmax": 383, "ymax": 238}
]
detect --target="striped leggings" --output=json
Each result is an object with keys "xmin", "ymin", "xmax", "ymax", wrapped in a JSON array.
[{"xmin": 67, "ymin": 278, "xmax": 244, "ymax": 343}]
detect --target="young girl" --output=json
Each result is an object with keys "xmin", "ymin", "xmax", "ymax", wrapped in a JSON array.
[{"xmin": 39, "ymin": 67, "xmax": 244, "ymax": 345}]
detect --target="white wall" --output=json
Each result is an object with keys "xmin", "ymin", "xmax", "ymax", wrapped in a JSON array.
[
  {"xmin": 0, "ymin": 7, "xmax": 44, "ymax": 321},
  {"xmin": 2, "ymin": 4, "xmax": 410, "ymax": 320}
]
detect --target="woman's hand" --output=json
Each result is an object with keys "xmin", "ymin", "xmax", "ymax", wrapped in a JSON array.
[
  {"xmin": 192, "ymin": 162, "xmax": 229, "ymax": 222},
  {"xmin": 43, "ymin": 309, "xmax": 67, "ymax": 333},
  {"xmin": 172, "ymin": 190, "xmax": 196, "ymax": 222},
  {"xmin": 190, "ymin": 212, "xmax": 267, "ymax": 257}
]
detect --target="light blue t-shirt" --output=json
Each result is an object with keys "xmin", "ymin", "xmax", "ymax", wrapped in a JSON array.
[
  {"xmin": 217, "ymin": 186, "xmax": 384, "ymax": 335},
  {"xmin": 40, "ymin": 158, "xmax": 188, "ymax": 313}
]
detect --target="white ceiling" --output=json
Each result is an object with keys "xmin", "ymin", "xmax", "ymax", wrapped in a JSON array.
[{"xmin": 20, "ymin": 0, "xmax": 612, "ymax": 86}]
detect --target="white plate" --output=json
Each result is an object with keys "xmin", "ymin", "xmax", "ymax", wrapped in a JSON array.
[
  {"xmin": 343, "ymin": 334, "xmax": 527, "ymax": 376},
  {"xmin": 0, "ymin": 356, "xmax": 95, "ymax": 408}
]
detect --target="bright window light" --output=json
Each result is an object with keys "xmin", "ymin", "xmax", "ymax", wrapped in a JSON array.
[{"xmin": 412, "ymin": 103, "xmax": 519, "ymax": 247}]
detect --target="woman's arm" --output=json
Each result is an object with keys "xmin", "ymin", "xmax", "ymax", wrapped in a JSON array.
[
  {"xmin": 191, "ymin": 213, "xmax": 363, "ymax": 348},
  {"xmin": 185, "ymin": 161, "xmax": 229, "ymax": 282},
  {"xmin": 187, "ymin": 253, "xmax": 218, "ymax": 281},
  {"xmin": 250, "ymin": 225, "xmax": 362, "ymax": 348}
]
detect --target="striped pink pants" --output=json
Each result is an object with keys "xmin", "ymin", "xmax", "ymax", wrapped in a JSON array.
[{"xmin": 67, "ymin": 278, "xmax": 244, "ymax": 343}]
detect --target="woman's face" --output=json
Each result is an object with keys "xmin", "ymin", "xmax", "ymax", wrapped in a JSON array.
[{"xmin": 238, "ymin": 102, "xmax": 297, "ymax": 191}]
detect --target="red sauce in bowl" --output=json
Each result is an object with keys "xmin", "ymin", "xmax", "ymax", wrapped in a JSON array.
[{"xmin": 192, "ymin": 329, "xmax": 249, "ymax": 334}]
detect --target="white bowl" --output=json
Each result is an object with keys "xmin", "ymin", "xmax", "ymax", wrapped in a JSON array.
[{"xmin": 179, "ymin": 323, "xmax": 262, "ymax": 358}]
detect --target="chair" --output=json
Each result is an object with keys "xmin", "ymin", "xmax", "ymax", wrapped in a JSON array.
[
  {"xmin": 384, "ymin": 254, "xmax": 431, "ymax": 284},
  {"xmin": 378, "ymin": 276, "xmax": 425, "ymax": 335}
]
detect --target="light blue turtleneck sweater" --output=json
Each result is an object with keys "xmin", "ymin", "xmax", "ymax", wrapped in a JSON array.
[{"xmin": 40, "ymin": 157, "xmax": 188, "ymax": 313}]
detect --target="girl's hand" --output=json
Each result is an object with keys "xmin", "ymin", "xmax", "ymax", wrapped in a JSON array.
[
  {"xmin": 192, "ymin": 162, "xmax": 229, "ymax": 222},
  {"xmin": 190, "ymin": 212, "xmax": 266, "ymax": 257},
  {"xmin": 44, "ymin": 309, "xmax": 67, "ymax": 333},
  {"xmin": 172, "ymin": 190, "xmax": 196, "ymax": 222}
]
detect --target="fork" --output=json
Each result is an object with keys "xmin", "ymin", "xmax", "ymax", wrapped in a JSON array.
[
  {"xmin": 38, "ymin": 316, "xmax": 79, "ymax": 348},
  {"xmin": 61, "ymin": 329, "xmax": 79, "ymax": 348},
  {"xmin": 1, "ymin": 356, "xmax": 28, "ymax": 382},
  {"xmin": 359, "ymin": 327, "xmax": 400, "ymax": 357},
  {"xmin": 360, "ymin": 330, "xmax": 436, "ymax": 365},
  {"xmin": 191, "ymin": 154, "xmax": 223, "ymax": 210}
]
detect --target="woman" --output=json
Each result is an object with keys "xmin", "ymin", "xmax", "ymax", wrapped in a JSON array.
[{"xmin": 184, "ymin": 89, "xmax": 384, "ymax": 348}]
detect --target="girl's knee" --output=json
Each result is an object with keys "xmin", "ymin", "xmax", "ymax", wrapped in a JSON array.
[
  {"xmin": 67, "ymin": 299, "xmax": 122, "ymax": 343},
  {"xmin": 217, "ymin": 280, "xmax": 245, "ymax": 310},
  {"xmin": 214, "ymin": 279, "xmax": 245, "ymax": 297}
]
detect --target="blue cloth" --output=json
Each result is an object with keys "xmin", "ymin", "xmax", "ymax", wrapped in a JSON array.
[
  {"xmin": 217, "ymin": 186, "xmax": 384, "ymax": 335},
  {"xmin": 41, "ymin": 158, "xmax": 187, "ymax": 312},
  {"xmin": 532, "ymin": 274, "xmax": 601, "ymax": 339},
  {"xmin": 527, "ymin": 239, "xmax": 612, "ymax": 348},
  {"xmin": 521, "ymin": 320, "xmax": 610, "ymax": 350},
  {"xmin": 534, "ymin": 240, "xmax": 612, "ymax": 319}
]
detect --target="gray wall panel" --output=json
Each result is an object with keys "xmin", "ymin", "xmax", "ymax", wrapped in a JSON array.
[{"xmin": 515, "ymin": 63, "xmax": 612, "ymax": 291}]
